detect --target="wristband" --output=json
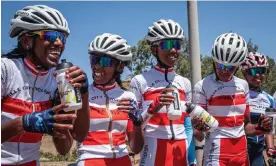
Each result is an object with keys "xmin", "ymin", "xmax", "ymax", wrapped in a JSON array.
[{"xmin": 80, "ymin": 74, "xmax": 89, "ymax": 94}]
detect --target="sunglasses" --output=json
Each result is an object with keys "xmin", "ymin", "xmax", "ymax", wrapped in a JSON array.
[
  {"xmin": 215, "ymin": 62, "xmax": 235, "ymax": 71},
  {"xmin": 31, "ymin": 31, "xmax": 67, "ymax": 45},
  {"xmin": 90, "ymin": 55, "xmax": 115, "ymax": 68},
  {"xmin": 158, "ymin": 39, "xmax": 182, "ymax": 51},
  {"xmin": 248, "ymin": 68, "xmax": 267, "ymax": 76}
]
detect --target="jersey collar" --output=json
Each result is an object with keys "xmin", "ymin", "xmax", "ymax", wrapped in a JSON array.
[
  {"xmin": 154, "ymin": 65, "xmax": 174, "ymax": 73},
  {"xmin": 94, "ymin": 82, "xmax": 116, "ymax": 91},
  {"xmin": 24, "ymin": 58, "xmax": 48, "ymax": 76}
]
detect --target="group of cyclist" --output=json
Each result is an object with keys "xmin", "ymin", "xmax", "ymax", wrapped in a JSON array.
[{"xmin": 1, "ymin": 4, "xmax": 276, "ymax": 166}]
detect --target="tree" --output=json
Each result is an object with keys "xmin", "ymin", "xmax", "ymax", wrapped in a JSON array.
[
  {"xmin": 130, "ymin": 38, "xmax": 155, "ymax": 76},
  {"xmin": 247, "ymin": 39, "xmax": 258, "ymax": 53},
  {"xmin": 175, "ymin": 38, "xmax": 190, "ymax": 78}
]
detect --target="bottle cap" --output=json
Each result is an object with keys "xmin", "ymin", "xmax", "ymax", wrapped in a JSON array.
[
  {"xmin": 56, "ymin": 59, "xmax": 73, "ymax": 70},
  {"xmin": 185, "ymin": 103, "xmax": 196, "ymax": 114}
]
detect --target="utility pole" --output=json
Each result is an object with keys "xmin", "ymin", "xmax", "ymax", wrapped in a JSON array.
[{"xmin": 187, "ymin": 1, "xmax": 204, "ymax": 166}]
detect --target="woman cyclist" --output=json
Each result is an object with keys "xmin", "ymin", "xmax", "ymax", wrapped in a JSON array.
[
  {"xmin": 241, "ymin": 52, "xmax": 275, "ymax": 166},
  {"xmin": 76, "ymin": 33, "xmax": 144, "ymax": 166},
  {"xmin": 192, "ymin": 32, "xmax": 272, "ymax": 166},
  {"xmin": 1, "ymin": 5, "xmax": 89, "ymax": 166}
]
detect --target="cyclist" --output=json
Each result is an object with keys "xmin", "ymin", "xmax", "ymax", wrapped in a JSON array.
[
  {"xmin": 192, "ymin": 32, "xmax": 272, "ymax": 166},
  {"xmin": 76, "ymin": 33, "xmax": 144, "ymax": 166},
  {"xmin": 1, "ymin": 5, "xmax": 90, "ymax": 165},
  {"xmin": 130, "ymin": 19, "xmax": 192, "ymax": 166},
  {"xmin": 241, "ymin": 52, "xmax": 276, "ymax": 166}
]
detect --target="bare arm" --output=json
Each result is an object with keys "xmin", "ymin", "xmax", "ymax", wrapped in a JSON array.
[
  {"xmin": 70, "ymin": 92, "xmax": 90, "ymax": 142},
  {"xmin": 65, "ymin": 66, "xmax": 90, "ymax": 143},
  {"xmin": 266, "ymin": 134, "xmax": 275, "ymax": 149},
  {"xmin": 244, "ymin": 114, "xmax": 258, "ymax": 136},
  {"xmin": 127, "ymin": 125, "xmax": 144, "ymax": 154},
  {"xmin": 1, "ymin": 117, "xmax": 24, "ymax": 143},
  {"xmin": 53, "ymin": 129, "xmax": 73, "ymax": 155}
]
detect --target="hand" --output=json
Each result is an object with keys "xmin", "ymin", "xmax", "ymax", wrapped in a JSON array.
[
  {"xmin": 65, "ymin": 66, "xmax": 89, "ymax": 94},
  {"xmin": 194, "ymin": 128, "xmax": 205, "ymax": 142},
  {"xmin": 148, "ymin": 88, "xmax": 175, "ymax": 114},
  {"xmin": 117, "ymin": 98, "xmax": 143, "ymax": 126},
  {"xmin": 256, "ymin": 114, "xmax": 272, "ymax": 132},
  {"xmin": 192, "ymin": 116, "xmax": 210, "ymax": 132},
  {"xmin": 267, "ymin": 148, "xmax": 276, "ymax": 157},
  {"xmin": 22, "ymin": 104, "xmax": 77, "ymax": 139}
]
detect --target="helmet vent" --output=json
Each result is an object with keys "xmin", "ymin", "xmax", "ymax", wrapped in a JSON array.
[
  {"xmin": 100, "ymin": 37, "xmax": 108, "ymax": 48},
  {"xmin": 104, "ymin": 41, "xmax": 116, "ymax": 49},
  {"xmin": 33, "ymin": 12, "xmax": 51, "ymax": 24},
  {"xmin": 47, "ymin": 11, "xmax": 58, "ymax": 24},
  {"xmin": 229, "ymin": 38, "xmax": 233, "ymax": 45},
  {"xmin": 236, "ymin": 41, "xmax": 240, "ymax": 48}
]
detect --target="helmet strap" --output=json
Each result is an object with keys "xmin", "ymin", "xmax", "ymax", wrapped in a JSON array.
[
  {"xmin": 153, "ymin": 46, "xmax": 171, "ymax": 69},
  {"xmin": 26, "ymin": 36, "xmax": 49, "ymax": 70}
]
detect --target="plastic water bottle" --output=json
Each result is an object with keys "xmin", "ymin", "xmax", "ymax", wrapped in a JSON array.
[
  {"xmin": 55, "ymin": 59, "xmax": 82, "ymax": 112},
  {"xmin": 265, "ymin": 108, "xmax": 276, "ymax": 134},
  {"xmin": 186, "ymin": 103, "xmax": 218, "ymax": 132},
  {"xmin": 166, "ymin": 84, "xmax": 182, "ymax": 120}
]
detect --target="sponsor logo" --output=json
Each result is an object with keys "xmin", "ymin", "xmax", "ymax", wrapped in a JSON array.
[{"xmin": 140, "ymin": 144, "xmax": 148, "ymax": 166}]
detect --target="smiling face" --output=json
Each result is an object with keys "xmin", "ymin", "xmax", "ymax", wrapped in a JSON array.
[
  {"xmin": 151, "ymin": 39, "xmax": 182, "ymax": 67},
  {"xmin": 214, "ymin": 62, "xmax": 238, "ymax": 82},
  {"xmin": 243, "ymin": 67, "xmax": 267, "ymax": 88},
  {"xmin": 90, "ymin": 53, "xmax": 123, "ymax": 85},
  {"xmin": 34, "ymin": 37, "xmax": 64, "ymax": 68},
  {"xmin": 22, "ymin": 31, "xmax": 66, "ymax": 68}
]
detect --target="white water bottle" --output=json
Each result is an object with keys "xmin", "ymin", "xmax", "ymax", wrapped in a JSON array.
[
  {"xmin": 186, "ymin": 103, "xmax": 218, "ymax": 132},
  {"xmin": 55, "ymin": 59, "xmax": 82, "ymax": 112},
  {"xmin": 166, "ymin": 84, "xmax": 182, "ymax": 120}
]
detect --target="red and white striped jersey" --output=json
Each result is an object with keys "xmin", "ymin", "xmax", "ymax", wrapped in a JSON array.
[
  {"xmin": 77, "ymin": 83, "xmax": 134, "ymax": 161},
  {"xmin": 193, "ymin": 73, "xmax": 250, "ymax": 138},
  {"xmin": 130, "ymin": 66, "xmax": 192, "ymax": 140},
  {"xmin": 1, "ymin": 57, "xmax": 56, "ymax": 165}
]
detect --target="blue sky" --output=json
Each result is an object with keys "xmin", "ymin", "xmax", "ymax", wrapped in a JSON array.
[{"xmin": 2, "ymin": 1, "xmax": 276, "ymax": 82}]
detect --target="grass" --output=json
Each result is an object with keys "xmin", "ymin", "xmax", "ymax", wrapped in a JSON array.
[{"xmin": 40, "ymin": 148, "xmax": 77, "ymax": 162}]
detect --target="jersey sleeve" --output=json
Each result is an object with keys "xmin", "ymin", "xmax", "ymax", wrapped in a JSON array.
[
  {"xmin": 129, "ymin": 76, "xmax": 143, "ymax": 109},
  {"xmin": 192, "ymin": 81, "xmax": 207, "ymax": 110},
  {"xmin": 1, "ymin": 58, "xmax": 14, "ymax": 98},
  {"xmin": 244, "ymin": 81, "xmax": 250, "ymax": 117},
  {"xmin": 185, "ymin": 79, "xmax": 192, "ymax": 103}
]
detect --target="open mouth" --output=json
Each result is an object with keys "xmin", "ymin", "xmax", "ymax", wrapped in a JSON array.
[
  {"xmin": 93, "ymin": 71, "xmax": 105, "ymax": 80},
  {"xmin": 47, "ymin": 48, "xmax": 61, "ymax": 63}
]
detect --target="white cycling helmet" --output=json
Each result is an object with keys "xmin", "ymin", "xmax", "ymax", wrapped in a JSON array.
[
  {"xmin": 146, "ymin": 19, "xmax": 184, "ymax": 44},
  {"xmin": 10, "ymin": 5, "xmax": 70, "ymax": 38},
  {"xmin": 212, "ymin": 33, "xmax": 248, "ymax": 66},
  {"xmin": 88, "ymin": 33, "xmax": 132, "ymax": 61}
]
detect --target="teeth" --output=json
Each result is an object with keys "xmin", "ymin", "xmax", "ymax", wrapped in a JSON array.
[
  {"xmin": 95, "ymin": 72, "xmax": 104, "ymax": 76},
  {"xmin": 48, "ymin": 48, "xmax": 61, "ymax": 54},
  {"xmin": 49, "ymin": 51, "xmax": 60, "ymax": 54}
]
